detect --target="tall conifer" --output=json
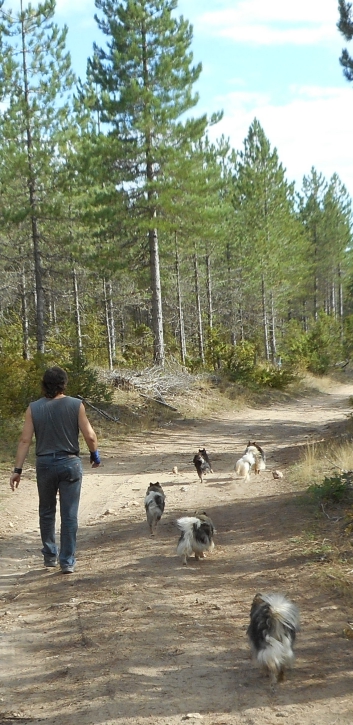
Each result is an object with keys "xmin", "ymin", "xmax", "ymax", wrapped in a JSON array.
[{"xmin": 85, "ymin": 0, "xmax": 216, "ymax": 366}]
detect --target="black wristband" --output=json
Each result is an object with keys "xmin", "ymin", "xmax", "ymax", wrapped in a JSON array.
[{"xmin": 14, "ymin": 467, "xmax": 22, "ymax": 475}]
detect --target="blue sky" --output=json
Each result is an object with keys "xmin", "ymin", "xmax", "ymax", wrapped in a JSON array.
[{"xmin": 7, "ymin": 0, "xmax": 353, "ymax": 199}]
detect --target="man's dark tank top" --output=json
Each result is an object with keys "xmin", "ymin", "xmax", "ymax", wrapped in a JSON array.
[{"xmin": 30, "ymin": 396, "xmax": 81, "ymax": 456}]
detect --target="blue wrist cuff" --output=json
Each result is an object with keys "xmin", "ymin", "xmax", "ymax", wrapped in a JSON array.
[{"xmin": 90, "ymin": 450, "xmax": 101, "ymax": 464}]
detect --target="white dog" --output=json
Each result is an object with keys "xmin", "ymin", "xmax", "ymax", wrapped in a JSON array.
[
  {"xmin": 245, "ymin": 441, "xmax": 266, "ymax": 474},
  {"xmin": 234, "ymin": 451, "xmax": 255, "ymax": 480}
]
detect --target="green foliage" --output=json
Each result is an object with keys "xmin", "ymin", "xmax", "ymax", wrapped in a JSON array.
[
  {"xmin": 338, "ymin": 0, "xmax": 353, "ymax": 82},
  {"xmin": 279, "ymin": 319, "xmax": 310, "ymax": 369},
  {"xmin": 204, "ymin": 327, "xmax": 229, "ymax": 370},
  {"xmin": 252, "ymin": 365, "xmax": 296, "ymax": 389},
  {"xmin": 0, "ymin": 350, "xmax": 112, "ymax": 420},
  {"xmin": 121, "ymin": 324, "xmax": 155, "ymax": 367},
  {"xmin": 279, "ymin": 313, "xmax": 344, "ymax": 374},
  {"xmin": 65, "ymin": 353, "xmax": 112, "ymax": 403},
  {"xmin": 308, "ymin": 472, "xmax": 353, "ymax": 504},
  {"xmin": 225, "ymin": 340, "xmax": 257, "ymax": 380},
  {"xmin": 0, "ymin": 354, "xmax": 47, "ymax": 417},
  {"xmin": 306, "ymin": 312, "xmax": 343, "ymax": 375}
]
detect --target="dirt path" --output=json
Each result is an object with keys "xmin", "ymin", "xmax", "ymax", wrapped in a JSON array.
[{"xmin": 1, "ymin": 384, "xmax": 353, "ymax": 725}]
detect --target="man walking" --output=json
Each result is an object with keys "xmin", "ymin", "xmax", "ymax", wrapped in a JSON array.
[{"xmin": 10, "ymin": 366, "xmax": 101, "ymax": 574}]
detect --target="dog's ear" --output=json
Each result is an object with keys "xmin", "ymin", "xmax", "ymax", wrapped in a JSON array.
[{"xmin": 247, "ymin": 441, "xmax": 251, "ymax": 446}]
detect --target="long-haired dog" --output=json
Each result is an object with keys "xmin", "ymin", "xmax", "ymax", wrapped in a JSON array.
[
  {"xmin": 144, "ymin": 482, "xmax": 165, "ymax": 535},
  {"xmin": 245, "ymin": 441, "xmax": 266, "ymax": 474},
  {"xmin": 176, "ymin": 512, "xmax": 215, "ymax": 565},
  {"xmin": 193, "ymin": 448, "xmax": 213, "ymax": 483},
  {"xmin": 234, "ymin": 451, "xmax": 255, "ymax": 480},
  {"xmin": 247, "ymin": 592, "xmax": 299, "ymax": 685}
]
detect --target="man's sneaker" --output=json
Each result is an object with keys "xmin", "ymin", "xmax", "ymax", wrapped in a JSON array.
[
  {"xmin": 61, "ymin": 566, "xmax": 75, "ymax": 574},
  {"xmin": 44, "ymin": 557, "xmax": 58, "ymax": 568}
]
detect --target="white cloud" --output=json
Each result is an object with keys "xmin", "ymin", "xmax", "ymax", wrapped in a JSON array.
[
  {"xmin": 198, "ymin": 0, "xmax": 339, "ymax": 45},
  {"xmin": 206, "ymin": 86, "xmax": 353, "ymax": 197}
]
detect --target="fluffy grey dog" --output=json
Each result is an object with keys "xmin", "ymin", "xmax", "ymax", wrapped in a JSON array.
[
  {"xmin": 176, "ymin": 512, "xmax": 215, "ymax": 565},
  {"xmin": 247, "ymin": 592, "xmax": 300, "ymax": 685},
  {"xmin": 144, "ymin": 482, "xmax": 165, "ymax": 535}
]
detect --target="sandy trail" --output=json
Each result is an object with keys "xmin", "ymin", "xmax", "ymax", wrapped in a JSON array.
[{"xmin": 1, "ymin": 384, "xmax": 353, "ymax": 724}]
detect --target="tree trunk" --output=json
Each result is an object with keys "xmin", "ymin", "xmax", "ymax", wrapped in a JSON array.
[
  {"xmin": 262, "ymin": 274, "xmax": 270, "ymax": 361},
  {"xmin": 142, "ymin": 22, "xmax": 165, "ymax": 367},
  {"xmin": 72, "ymin": 267, "xmax": 83, "ymax": 355},
  {"xmin": 206, "ymin": 252, "xmax": 213, "ymax": 329},
  {"xmin": 149, "ymin": 227, "xmax": 165, "ymax": 367},
  {"xmin": 21, "ymin": 4, "xmax": 45, "ymax": 353},
  {"xmin": 175, "ymin": 234, "xmax": 186, "ymax": 365},
  {"xmin": 194, "ymin": 250, "xmax": 205, "ymax": 364},
  {"xmin": 107, "ymin": 281, "xmax": 116, "ymax": 361},
  {"xmin": 270, "ymin": 292, "xmax": 277, "ymax": 361},
  {"xmin": 19, "ymin": 266, "xmax": 30, "ymax": 360},
  {"xmin": 103, "ymin": 278, "xmax": 113, "ymax": 370}
]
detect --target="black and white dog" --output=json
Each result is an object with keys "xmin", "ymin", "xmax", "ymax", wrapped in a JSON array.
[
  {"xmin": 245, "ymin": 441, "xmax": 266, "ymax": 474},
  {"xmin": 176, "ymin": 512, "xmax": 215, "ymax": 565},
  {"xmin": 193, "ymin": 448, "xmax": 213, "ymax": 483},
  {"xmin": 144, "ymin": 482, "xmax": 165, "ymax": 536},
  {"xmin": 247, "ymin": 592, "xmax": 299, "ymax": 684}
]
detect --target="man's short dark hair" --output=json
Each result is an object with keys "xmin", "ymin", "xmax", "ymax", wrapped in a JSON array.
[{"xmin": 42, "ymin": 366, "xmax": 68, "ymax": 399}]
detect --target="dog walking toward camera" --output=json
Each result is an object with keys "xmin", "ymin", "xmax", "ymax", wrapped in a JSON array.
[
  {"xmin": 245, "ymin": 441, "xmax": 266, "ymax": 474},
  {"xmin": 176, "ymin": 512, "xmax": 215, "ymax": 565},
  {"xmin": 144, "ymin": 482, "xmax": 165, "ymax": 536},
  {"xmin": 247, "ymin": 592, "xmax": 300, "ymax": 685},
  {"xmin": 193, "ymin": 448, "xmax": 213, "ymax": 483},
  {"xmin": 234, "ymin": 450, "xmax": 255, "ymax": 480}
]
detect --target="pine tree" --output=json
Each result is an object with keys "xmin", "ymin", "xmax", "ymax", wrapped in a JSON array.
[
  {"xmin": 0, "ymin": 0, "xmax": 75, "ymax": 353},
  {"xmin": 231, "ymin": 119, "xmax": 304, "ymax": 359},
  {"xmin": 337, "ymin": 0, "xmax": 353, "ymax": 82},
  {"xmin": 299, "ymin": 169, "xmax": 328, "ymax": 320},
  {"xmin": 84, "ymin": 0, "xmax": 217, "ymax": 366}
]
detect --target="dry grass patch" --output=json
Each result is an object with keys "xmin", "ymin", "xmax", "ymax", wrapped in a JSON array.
[{"xmin": 288, "ymin": 434, "xmax": 353, "ymax": 606}]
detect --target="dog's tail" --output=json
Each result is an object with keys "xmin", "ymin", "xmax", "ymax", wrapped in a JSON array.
[
  {"xmin": 260, "ymin": 593, "xmax": 299, "ymax": 629},
  {"xmin": 176, "ymin": 516, "xmax": 201, "ymax": 557},
  {"xmin": 249, "ymin": 593, "xmax": 299, "ymax": 682}
]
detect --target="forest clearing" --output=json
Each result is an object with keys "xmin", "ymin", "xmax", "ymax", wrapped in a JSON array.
[{"xmin": 1, "ymin": 377, "xmax": 353, "ymax": 725}]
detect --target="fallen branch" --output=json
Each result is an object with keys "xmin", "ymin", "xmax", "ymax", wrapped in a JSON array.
[
  {"xmin": 139, "ymin": 392, "xmax": 178, "ymax": 412},
  {"xmin": 77, "ymin": 395, "xmax": 121, "ymax": 423},
  {"xmin": 321, "ymin": 503, "xmax": 343, "ymax": 522}
]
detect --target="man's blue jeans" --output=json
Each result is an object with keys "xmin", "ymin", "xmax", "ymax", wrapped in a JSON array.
[{"xmin": 36, "ymin": 454, "xmax": 83, "ymax": 569}]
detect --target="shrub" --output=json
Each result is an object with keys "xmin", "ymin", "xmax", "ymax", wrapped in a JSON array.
[
  {"xmin": 307, "ymin": 312, "xmax": 343, "ymax": 375},
  {"xmin": 308, "ymin": 473, "xmax": 353, "ymax": 505},
  {"xmin": 225, "ymin": 340, "xmax": 257, "ymax": 381},
  {"xmin": 65, "ymin": 353, "xmax": 113, "ymax": 404}
]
